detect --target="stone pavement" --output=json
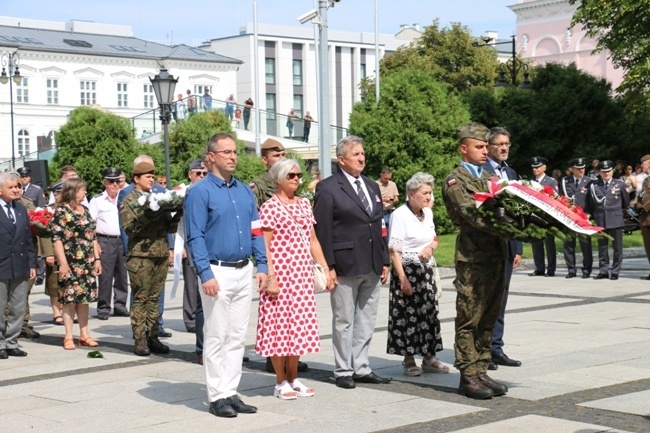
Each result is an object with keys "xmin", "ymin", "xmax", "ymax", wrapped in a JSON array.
[{"xmin": 2, "ymin": 252, "xmax": 650, "ymax": 433}]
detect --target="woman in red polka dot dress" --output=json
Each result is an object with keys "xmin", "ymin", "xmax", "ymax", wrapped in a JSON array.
[{"xmin": 258, "ymin": 159, "xmax": 332, "ymax": 400}]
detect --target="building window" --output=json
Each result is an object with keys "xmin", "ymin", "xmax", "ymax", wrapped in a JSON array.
[
  {"xmin": 17, "ymin": 129, "xmax": 30, "ymax": 157},
  {"xmin": 265, "ymin": 58, "xmax": 276, "ymax": 85},
  {"xmin": 265, "ymin": 93, "xmax": 276, "ymax": 119},
  {"xmin": 46, "ymin": 78, "xmax": 59, "ymax": 105},
  {"xmin": 293, "ymin": 60, "xmax": 303, "ymax": 86},
  {"xmin": 143, "ymin": 84, "xmax": 154, "ymax": 108},
  {"xmin": 293, "ymin": 95, "xmax": 303, "ymax": 117},
  {"xmin": 117, "ymin": 83, "xmax": 128, "ymax": 107},
  {"xmin": 80, "ymin": 81, "xmax": 96, "ymax": 105},
  {"xmin": 16, "ymin": 77, "xmax": 28, "ymax": 103},
  {"xmin": 360, "ymin": 63, "xmax": 367, "ymax": 79},
  {"xmin": 194, "ymin": 85, "xmax": 212, "ymax": 95}
]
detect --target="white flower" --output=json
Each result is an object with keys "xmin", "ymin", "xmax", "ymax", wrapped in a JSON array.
[
  {"xmin": 137, "ymin": 195, "xmax": 147, "ymax": 206},
  {"xmin": 149, "ymin": 200, "xmax": 160, "ymax": 211}
]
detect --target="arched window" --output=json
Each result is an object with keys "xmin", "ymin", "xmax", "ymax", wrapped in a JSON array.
[{"xmin": 17, "ymin": 129, "xmax": 30, "ymax": 157}]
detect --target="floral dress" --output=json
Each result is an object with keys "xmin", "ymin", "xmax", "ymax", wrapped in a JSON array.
[
  {"xmin": 51, "ymin": 205, "xmax": 98, "ymax": 304},
  {"xmin": 256, "ymin": 196, "xmax": 320, "ymax": 357}
]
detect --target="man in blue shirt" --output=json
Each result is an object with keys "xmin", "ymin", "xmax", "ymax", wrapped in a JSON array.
[{"xmin": 185, "ymin": 133, "xmax": 268, "ymax": 419}]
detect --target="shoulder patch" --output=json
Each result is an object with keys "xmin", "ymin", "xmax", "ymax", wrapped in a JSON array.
[
  {"xmin": 249, "ymin": 182, "xmax": 256, "ymax": 189},
  {"xmin": 447, "ymin": 178, "xmax": 457, "ymax": 186}
]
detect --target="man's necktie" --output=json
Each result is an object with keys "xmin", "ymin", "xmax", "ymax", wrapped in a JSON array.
[
  {"xmin": 355, "ymin": 179, "xmax": 371, "ymax": 215},
  {"xmin": 5, "ymin": 204, "xmax": 15, "ymax": 232}
]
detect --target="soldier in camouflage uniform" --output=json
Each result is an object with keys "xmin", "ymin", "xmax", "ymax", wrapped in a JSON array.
[
  {"xmin": 442, "ymin": 122, "xmax": 511, "ymax": 400},
  {"xmin": 249, "ymin": 138, "xmax": 285, "ymax": 208},
  {"xmin": 120, "ymin": 161, "xmax": 181, "ymax": 356},
  {"xmin": 638, "ymin": 155, "xmax": 650, "ymax": 280}
]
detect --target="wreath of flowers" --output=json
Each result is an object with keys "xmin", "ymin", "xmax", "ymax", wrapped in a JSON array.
[
  {"xmin": 136, "ymin": 184, "xmax": 187, "ymax": 213},
  {"xmin": 28, "ymin": 209, "xmax": 54, "ymax": 237}
]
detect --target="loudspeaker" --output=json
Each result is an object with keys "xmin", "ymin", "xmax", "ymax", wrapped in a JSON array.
[{"xmin": 25, "ymin": 160, "xmax": 49, "ymax": 190}]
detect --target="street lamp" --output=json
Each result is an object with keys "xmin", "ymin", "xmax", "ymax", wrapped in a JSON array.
[
  {"xmin": 1, "ymin": 51, "xmax": 22, "ymax": 170},
  {"xmin": 149, "ymin": 68, "xmax": 178, "ymax": 187},
  {"xmin": 473, "ymin": 36, "xmax": 532, "ymax": 90}
]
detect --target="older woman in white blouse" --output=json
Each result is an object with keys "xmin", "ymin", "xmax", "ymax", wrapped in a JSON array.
[{"xmin": 386, "ymin": 172, "xmax": 449, "ymax": 376}]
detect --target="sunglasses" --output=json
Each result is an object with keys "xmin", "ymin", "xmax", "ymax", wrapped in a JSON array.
[
  {"xmin": 106, "ymin": 179, "xmax": 120, "ymax": 184},
  {"xmin": 286, "ymin": 172, "xmax": 303, "ymax": 180},
  {"xmin": 193, "ymin": 171, "xmax": 207, "ymax": 176}
]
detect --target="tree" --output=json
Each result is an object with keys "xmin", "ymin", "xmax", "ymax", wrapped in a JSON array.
[
  {"xmin": 349, "ymin": 69, "xmax": 470, "ymax": 234},
  {"xmin": 570, "ymin": 0, "xmax": 650, "ymax": 99},
  {"xmin": 52, "ymin": 107, "xmax": 157, "ymax": 195}
]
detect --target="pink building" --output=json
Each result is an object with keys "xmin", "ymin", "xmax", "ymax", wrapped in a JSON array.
[{"xmin": 509, "ymin": 0, "xmax": 624, "ymax": 90}]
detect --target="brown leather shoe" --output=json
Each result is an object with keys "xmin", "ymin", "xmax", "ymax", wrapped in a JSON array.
[
  {"xmin": 134, "ymin": 339, "xmax": 151, "ymax": 356},
  {"xmin": 147, "ymin": 337, "xmax": 170, "ymax": 354},
  {"xmin": 477, "ymin": 372, "xmax": 508, "ymax": 396},
  {"xmin": 458, "ymin": 374, "xmax": 494, "ymax": 399}
]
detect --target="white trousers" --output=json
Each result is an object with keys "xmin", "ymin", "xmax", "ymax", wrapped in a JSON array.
[{"xmin": 200, "ymin": 263, "xmax": 253, "ymax": 402}]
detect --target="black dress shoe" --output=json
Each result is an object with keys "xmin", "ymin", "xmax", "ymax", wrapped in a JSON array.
[
  {"xmin": 6, "ymin": 348, "xmax": 27, "ymax": 357},
  {"xmin": 0, "ymin": 349, "xmax": 7, "ymax": 359},
  {"xmin": 186, "ymin": 327, "xmax": 196, "ymax": 333},
  {"xmin": 19, "ymin": 327, "xmax": 40, "ymax": 339},
  {"xmin": 209, "ymin": 399, "xmax": 237, "ymax": 418},
  {"xmin": 593, "ymin": 274, "xmax": 609, "ymax": 280},
  {"xmin": 158, "ymin": 329, "xmax": 172, "ymax": 338},
  {"xmin": 335, "ymin": 376, "xmax": 356, "ymax": 389},
  {"xmin": 610, "ymin": 274, "xmax": 619, "ymax": 280},
  {"xmin": 582, "ymin": 273, "xmax": 591, "ymax": 279},
  {"xmin": 226, "ymin": 395, "xmax": 257, "ymax": 414},
  {"xmin": 147, "ymin": 337, "xmax": 170, "ymax": 354},
  {"xmin": 545, "ymin": 271, "xmax": 555, "ymax": 277},
  {"xmin": 477, "ymin": 373, "xmax": 508, "ymax": 396},
  {"xmin": 492, "ymin": 352, "xmax": 521, "ymax": 367},
  {"xmin": 97, "ymin": 313, "xmax": 109, "ymax": 320},
  {"xmin": 640, "ymin": 273, "xmax": 650, "ymax": 280},
  {"xmin": 565, "ymin": 273, "xmax": 576, "ymax": 279},
  {"xmin": 113, "ymin": 309, "xmax": 130, "ymax": 317},
  {"xmin": 353, "ymin": 372, "xmax": 392, "ymax": 384},
  {"xmin": 488, "ymin": 361, "xmax": 498, "ymax": 371},
  {"xmin": 528, "ymin": 271, "xmax": 545, "ymax": 276}
]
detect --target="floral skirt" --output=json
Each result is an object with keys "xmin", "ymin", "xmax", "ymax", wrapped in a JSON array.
[{"xmin": 387, "ymin": 261, "xmax": 442, "ymax": 357}]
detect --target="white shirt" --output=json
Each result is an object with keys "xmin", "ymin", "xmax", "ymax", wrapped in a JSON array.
[
  {"xmin": 341, "ymin": 169, "xmax": 375, "ymax": 213},
  {"xmin": 88, "ymin": 190, "xmax": 121, "ymax": 236},
  {"xmin": 388, "ymin": 205, "xmax": 436, "ymax": 263}
]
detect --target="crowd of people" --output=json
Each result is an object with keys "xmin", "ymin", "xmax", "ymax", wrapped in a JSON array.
[{"xmin": 3, "ymin": 124, "xmax": 650, "ymax": 419}]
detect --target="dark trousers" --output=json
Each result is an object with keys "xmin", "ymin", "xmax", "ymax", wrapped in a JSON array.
[
  {"xmin": 491, "ymin": 257, "xmax": 513, "ymax": 356},
  {"xmin": 641, "ymin": 224, "xmax": 650, "ymax": 266},
  {"xmin": 195, "ymin": 293, "xmax": 204, "ymax": 356},
  {"xmin": 564, "ymin": 235, "xmax": 593, "ymax": 275},
  {"xmin": 182, "ymin": 256, "xmax": 199, "ymax": 330},
  {"xmin": 532, "ymin": 235, "xmax": 556, "ymax": 273},
  {"xmin": 96, "ymin": 236, "xmax": 129, "ymax": 315},
  {"xmin": 597, "ymin": 227, "xmax": 624, "ymax": 275},
  {"xmin": 243, "ymin": 110, "xmax": 251, "ymax": 130},
  {"xmin": 303, "ymin": 126, "xmax": 311, "ymax": 142}
]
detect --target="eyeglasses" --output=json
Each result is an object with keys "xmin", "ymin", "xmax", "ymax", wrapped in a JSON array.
[
  {"xmin": 106, "ymin": 179, "xmax": 120, "ymax": 184},
  {"xmin": 489, "ymin": 142, "xmax": 511, "ymax": 148},
  {"xmin": 213, "ymin": 149, "xmax": 240, "ymax": 157},
  {"xmin": 286, "ymin": 172, "xmax": 303, "ymax": 180},
  {"xmin": 159, "ymin": 182, "xmax": 167, "ymax": 186},
  {"xmin": 193, "ymin": 171, "xmax": 208, "ymax": 176}
]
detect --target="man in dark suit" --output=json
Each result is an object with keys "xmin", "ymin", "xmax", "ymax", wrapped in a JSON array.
[
  {"xmin": 559, "ymin": 158, "xmax": 593, "ymax": 278},
  {"xmin": 482, "ymin": 127, "xmax": 523, "ymax": 371},
  {"xmin": 586, "ymin": 160, "xmax": 630, "ymax": 280},
  {"xmin": 0, "ymin": 173, "xmax": 36, "ymax": 359},
  {"xmin": 314, "ymin": 135, "xmax": 391, "ymax": 389},
  {"xmin": 529, "ymin": 157, "xmax": 559, "ymax": 277}
]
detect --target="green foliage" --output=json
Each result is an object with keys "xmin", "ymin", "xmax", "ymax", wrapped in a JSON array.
[
  {"xmin": 51, "ymin": 107, "xmax": 153, "ymax": 195},
  {"xmin": 349, "ymin": 69, "xmax": 470, "ymax": 234}
]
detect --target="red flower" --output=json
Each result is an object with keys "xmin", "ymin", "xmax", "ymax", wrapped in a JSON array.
[
  {"xmin": 572, "ymin": 205, "xmax": 589, "ymax": 221},
  {"xmin": 542, "ymin": 186, "xmax": 557, "ymax": 197},
  {"xmin": 558, "ymin": 196, "xmax": 571, "ymax": 207},
  {"xmin": 28, "ymin": 209, "xmax": 54, "ymax": 236}
]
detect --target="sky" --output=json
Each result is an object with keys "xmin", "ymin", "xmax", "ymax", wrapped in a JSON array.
[{"xmin": 0, "ymin": 0, "xmax": 518, "ymax": 47}]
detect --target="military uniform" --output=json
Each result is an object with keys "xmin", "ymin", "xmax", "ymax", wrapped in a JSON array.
[
  {"xmin": 559, "ymin": 158, "xmax": 593, "ymax": 278},
  {"xmin": 585, "ymin": 160, "xmax": 630, "ymax": 279},
  {"xmin": 249, "ymin": 171, "xmax": 276, "ymax": 209},
  {"xmin": 120, "ymin": 188, "xmax": 180, "ymax": 344},
  {"xmin": 638, "ymin": 173, "xmax": 650, "ymax": 276}
]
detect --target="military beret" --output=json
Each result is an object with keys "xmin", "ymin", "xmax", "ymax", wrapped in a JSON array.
[
  {"xmin": 17, "ymin": 167, "xmax": 31, "ymax": 176},
  {"xmin": 531, "ymin": 156, "xmax": 548, "ymax": 168},
  {"xmin": 261, "ymin": 138, "xmax": 285, "ymax": 151},
  {"xmin": 569, "ymin": 158, "xmax": 586, "ymax": 169},
  {"xmin": 50, "ymin": 181, "xmax": 64, "ymax": 193},
  {"xmin": 456, "ymin": 122, "xmax": 490, "ymax": 142},
  {"xmin": 598, "ymin": 160, "xmax": 614, "ymax": 172},
  {"xmin": 101, "ymin": 167, "xmax": 123, "ymax": 179},
  {"xmin": 641, "ymin": 155, "xmax": 650, "ymax": 163},
  {"xmin": 188, "ymin": 159, "xmax": 205, "ymax": 171},
  {"xmin": 132, "ymin": 161, "xmax": 156, "ymax": 175}
]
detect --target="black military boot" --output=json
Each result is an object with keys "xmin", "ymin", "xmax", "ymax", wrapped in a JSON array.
[
  {"xmin": 458, "ymin": 374, "xmax": 494, "ymax": 399},
  {"xmin": 134, "ymin": 338, "xmax": 151, "ymax": 356},
  {"xmin": 477, "ymin": 372, "xmax": 508, "ymax": 396},
  {"xmin": 147, "ymin": 337, "xmax": 170, "ymax": 354}
]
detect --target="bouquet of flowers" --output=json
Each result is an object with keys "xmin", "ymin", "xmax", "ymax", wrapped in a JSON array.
[
  {"xmin": 475, "ymin": 178, "xmax": 605, "ymax": 242},
  {"xmin": 28, "ymin": 208, "xmax": 54, "ymax": 237},
  {"xmin": 136, "ymin": 184, "xmax": 187, "ymax": 214}
]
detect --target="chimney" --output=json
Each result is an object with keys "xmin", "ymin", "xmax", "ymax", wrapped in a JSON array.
[{"xmin": 412, "ymin": 23, "xmax": 420, "ymax": 31}]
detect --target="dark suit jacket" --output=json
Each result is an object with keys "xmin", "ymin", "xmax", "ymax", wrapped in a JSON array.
[
  {"xmin": 0, "ymin": 200, "xmax": 36, "ymax": 280},
  {"xmin": 313, "ymin": 171, "xmax": 389, "ymax": 277},
  {"xmin": 585, "ymin": 178, "xmax": 630, "ymax": 229},
  {"xmin": 23, "ymin": 183, "xmax": 46, "ymax": 208},
  {"xmin": 482, "ymin": 160, "xmax": 523, "ymax": 259}
]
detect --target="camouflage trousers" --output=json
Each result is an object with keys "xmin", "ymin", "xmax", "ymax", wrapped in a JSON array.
[
  {"xmin": 453, "ymin": 260, "xmax": 506, "ymax": 375},
  {"xmin": 126, "ymin": 256, "xmax": 168, "ymax": 340}
]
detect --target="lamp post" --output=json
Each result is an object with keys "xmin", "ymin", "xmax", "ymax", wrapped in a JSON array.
[
  {"xmin": 149, "ymin": 68, "xmax": 178, "ymax": 186},
  {"xmin": 473, "ymin": 35, "xmax": 532, "ymax": 90},
  {"xmin": 1, "ymin": 51, "xmax": 21, "ymax": 170}
]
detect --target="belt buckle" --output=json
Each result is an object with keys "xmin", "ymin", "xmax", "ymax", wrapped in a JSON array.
[{"xmin": 235, "ymin": 260, "xmax": 245, "ymax": 269}]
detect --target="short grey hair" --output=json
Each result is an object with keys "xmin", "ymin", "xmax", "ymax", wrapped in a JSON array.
[
  {"xmin": 487, "ymin": 127, "xmax": 510, "ymax": 144},
  {"xmin": 0, "ymin": 172, "xmax": 19, "ymax": 189},
  {"xmin": 269, "ymin": 158, "xmax": 301, "ymax": 184},
  {"xmin": 133, "ymin": 154, "xmax": 153, "ymax": 167},
  {"xmin": 336, "ymin": 135, "xmax": 364, "ymax": 158},
  {"xmin": 405, "ymin": 172, "xmax": 434, "ymax": 194}
]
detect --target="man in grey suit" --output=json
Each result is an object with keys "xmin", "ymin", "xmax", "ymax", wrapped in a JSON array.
[
  {"xmin": 314, "ymin": 135, "xmax": 391, "ymax": 389},
  {"xmin": 529, "ymin": 157, "xmax": 559, "ymax": 277},
  {"xmin": 0, "ymin": 173, "xmax": 36, "ymax": 359}
]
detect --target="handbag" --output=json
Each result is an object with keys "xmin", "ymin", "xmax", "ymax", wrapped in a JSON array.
[{"xmin": 275, "ymin": 197, "xmax": 328, "ymax": 293}]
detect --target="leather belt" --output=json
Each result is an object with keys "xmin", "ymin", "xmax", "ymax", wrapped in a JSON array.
[
  {"xmin": 210, "ymin": 259, "xmax": 250, "ymax": 269},
  {"xmin": 97, "ymin": 234, "xmax": 120, "ymax": 239}
]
